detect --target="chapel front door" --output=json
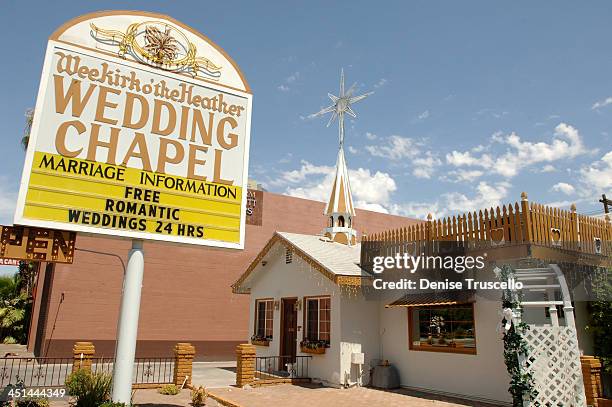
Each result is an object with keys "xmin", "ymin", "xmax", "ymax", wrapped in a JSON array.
[{"xmin": 279, "ymin": 298, "xmax": 297, "ymax": 371}]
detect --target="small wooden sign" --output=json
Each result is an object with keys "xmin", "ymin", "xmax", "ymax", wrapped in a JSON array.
[{"xmin": 1, "ymin": 225, "xmax": 76, "ymax": 264}]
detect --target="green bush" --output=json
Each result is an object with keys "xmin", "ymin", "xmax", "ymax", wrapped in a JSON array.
[
  {"xmin": 157, "ymin": 384, "xmax": 180, "ymax": 395},
  {"xmin": 15, "ymin": 397, "xmax": 49, "ymax": 407},
  {"xmin": 586, "ymin": 271, "xmax": 612, "ymax": 373},
  {"xmin": 65, "ymin": 369, "xmax": 112, "ymax": 407},
  {"xmin": 191, "ymin": 386, "xmax": 207, "ymax": 407},
  {"xmin": 99, "ymin": 402, "xmax": 127, "ymax": 407}
]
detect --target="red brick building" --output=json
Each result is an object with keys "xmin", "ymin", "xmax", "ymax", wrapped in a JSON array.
[{"xmin": 27, "ymin": 191, "xmax": 418, "ymax": 360}]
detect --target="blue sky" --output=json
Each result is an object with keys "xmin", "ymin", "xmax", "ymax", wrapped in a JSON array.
[{"xmin": 1, "ymin": 1, "xmax": 611, "ymax": 238}]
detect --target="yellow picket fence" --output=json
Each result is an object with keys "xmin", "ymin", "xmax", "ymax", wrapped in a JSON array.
[{"xmin": 361, "ymin": 192, "xmax": 611, "ymax": 265}]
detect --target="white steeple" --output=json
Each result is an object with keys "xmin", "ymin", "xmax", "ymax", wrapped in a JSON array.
[
  {"xmin": 310, "ymin": 69, "xmax": 372, "ymax": 246},
  {"xmin": 323, "ymin": 146, "xmax": 357, "ymax": 245}
]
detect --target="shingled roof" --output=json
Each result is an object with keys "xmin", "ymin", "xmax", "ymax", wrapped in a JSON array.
[{"xmin": 232, "ymin": 232, "xmax": 371, "ymax": 294}]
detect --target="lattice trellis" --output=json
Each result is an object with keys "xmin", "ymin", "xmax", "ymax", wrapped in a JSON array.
[
  {"xmin": 522, "ymin": 326, "xmax": 586, "ymax": 406},
  {"xmin": 511, "ymin": 264, "xmax": 587, "ymax": 406}
]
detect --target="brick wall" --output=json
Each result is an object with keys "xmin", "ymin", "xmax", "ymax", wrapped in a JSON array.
[{"xmin": 29, "ymin": 191, "xmax": 419, "ymax": 360}]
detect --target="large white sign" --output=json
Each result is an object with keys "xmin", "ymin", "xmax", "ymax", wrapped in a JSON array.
[{"xmin": 14, "ymin": 11, "xmax": 252, "ymax": 249}]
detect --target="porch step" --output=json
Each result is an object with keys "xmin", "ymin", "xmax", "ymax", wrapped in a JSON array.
[
  {"xmin": 515, "ymin": 276, "xmax": 553, "ymax": 281},
  {"xmin": 515, "ymin": 268, "xmax": 552, "ymax": 273},
  {"xmin": 520, "ymin": 284, "xmax": 561, "ymax": 290}
]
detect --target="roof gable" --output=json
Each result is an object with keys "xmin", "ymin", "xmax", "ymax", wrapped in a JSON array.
[{"xmin": 232, "ymin": 232, "xmax": 368, "ymax": 294}]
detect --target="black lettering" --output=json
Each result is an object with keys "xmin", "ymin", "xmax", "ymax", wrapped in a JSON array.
[{"xmin": 68, "ymin": 209, "xmax": 81, "ymax": 222}]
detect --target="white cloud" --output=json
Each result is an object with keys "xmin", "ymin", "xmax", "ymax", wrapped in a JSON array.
[
  {"xmin": 446, "ymin": 151, "xmax": 494, "ymax": 168},
  {"xmin": 274, "ymin": 161, "xmax": 332, "ymax": 185},
  {"xmin": 373, "ymin": 78, "xmax": 388, "ymax": 89},
  {"xmin": 279, "ymin": 161, "xmax": 397, "ymax": 211},
  {"xmin": 579, "ymin": 151, "xmax": 612, "ymax": 191},
  {"xmin": 540, "ymin": 165, "xmax": 556, "ymax": 173},
  {"xmin": 417, "ymin": 110, "xmax": 430, "ymax": 120},
  {"xmin": 592, "ymin": 97, "xmax": 612, "ymax": 110},
  {"xmin": 389, "ymin": 181, "xmax": 511, "ymax": 219},
  {"xmin": 442, "ymin": 181, "xmax": 511, "ymax": 214},
  {"xmin": 442, "ymin": 169, "xmax": 485, "ymax": 183},
  {"xmin": 551, "ymin": 182, "xmax": 575, "ymax": 195},
  {"xmin": 412, "ymin": 153, "xmax": 441, "ymax": 179},
  {"xmin": 365, "ymin": 132, "xmax": 377, "ymax": 140},
  {"xmin": 274, "ymin": 159, "xmax": 512, "ymax": 221},
  {"xmin": 389, "ymin": 201, "xmax": 440, "ymax": 219},
  {"xmin": 348, "ymin": 146, "xmax": 358, "ymax": 154},
  {"xmin": 475, "ymin": 108, "xmax": 509, "ymax": 119},
  {"xmin": 365, "ymin": 135, "xmax": 420, "ymax": 160},
  {"xmin": 277, "ymin": 72, "xmax": 301, "ymax": 92},
  {"xmin": 286, "ymin": 72, "xmax": 300, "ymax": 83},
  {"xmin": 0, "ymin": 178, "xmax": 17, "ymax": 225},
  {"xmin": 446, "ymin": 123, "xmax": 589, "ymax": 178},
  {"xmin": 278, "ymin": 153, "xmax": 293, "ymax": 164}
]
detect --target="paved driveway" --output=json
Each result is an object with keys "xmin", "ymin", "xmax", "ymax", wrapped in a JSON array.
[{"xmin": 208, "ymin": 384, "xmax": 504, "ymax": 407}]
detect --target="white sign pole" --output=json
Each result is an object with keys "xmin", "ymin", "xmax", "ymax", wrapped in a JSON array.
[{"xmin": 111, "ymin": 240, "xmax": 145, "ymax": 403}]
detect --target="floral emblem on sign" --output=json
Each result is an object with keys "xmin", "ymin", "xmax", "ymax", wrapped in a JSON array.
[
  {"xmin": 90, "ymin": 21, "xmax": 222, "ymax": 79},
  {"xmin": 143, "ymin": 25, "xmax": 179, "ymax": 63}
]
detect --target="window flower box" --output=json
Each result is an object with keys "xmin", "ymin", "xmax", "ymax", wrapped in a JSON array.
[
  {"xmin": 301, "ymin": 346, "xmax": 325, "ymax": 355},
  {"xmin": 251, "ymin": 335, "xmax": 271, "ymax": 346},
  {"xmin": 300, "ymin": 339, "xmax": 328, "ymax": 354}
]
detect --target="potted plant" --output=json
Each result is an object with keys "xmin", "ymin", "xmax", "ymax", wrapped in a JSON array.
[
  {"xmin": 251, "ymin": 334, "xmax": 271, "ymax": 346},
  {"xmin": 300, "ymin": 339, "xmax": 328, "ymax": 354}
]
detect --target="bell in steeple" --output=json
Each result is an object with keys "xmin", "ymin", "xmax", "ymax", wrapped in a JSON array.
[{"xmin": 324, "ymin": 146, "xmax": 357, "ymax": 245}]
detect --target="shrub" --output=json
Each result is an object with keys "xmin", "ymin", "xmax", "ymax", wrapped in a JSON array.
[
  {"xmin": 157, "ymin": 384, "xmax": 180, "ymax": 395},
  {"xmin": 99, "ymin": 402, "xmax": 127, "ymax": 407},
  {"xmin": 191, "ymin": 386, "xmax": 207, "ymax": 407},
  {"xmin": 15, "ymin": 397, "xmax": 49, "ymax": 407},
  {"xmin": 65, "ymin": 369, "xmax": 112, "ymax": 407}
]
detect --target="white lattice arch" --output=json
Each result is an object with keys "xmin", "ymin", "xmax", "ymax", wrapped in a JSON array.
[{"xmin": 511, "ymin": 264, "xmax": 586, "ymax": 406}]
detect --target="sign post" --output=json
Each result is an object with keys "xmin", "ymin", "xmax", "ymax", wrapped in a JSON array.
[
  {"xmin": 112, "ymin": 240, "xmax": 144, "ymax": 403},
  {"xmin": 13, "ymin": 10, "xmax": 252, "ymax": 399}
]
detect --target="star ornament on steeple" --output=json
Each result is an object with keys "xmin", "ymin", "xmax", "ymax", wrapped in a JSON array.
[{"xmin": 309, "ymin": 69, "xmax": 373, "ymax": 147}]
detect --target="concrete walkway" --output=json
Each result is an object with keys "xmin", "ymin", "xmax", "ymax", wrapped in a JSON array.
[{"xmin": 191, "ymin": 361, "xmax": 236, "ymax": 388}]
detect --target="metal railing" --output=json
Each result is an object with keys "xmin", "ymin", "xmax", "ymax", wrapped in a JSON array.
[
  {"xmin": 0, "ymin": 356, "xmax": 175, "ymax": 388},
  {"xmin": 0, "ymin": 357, "xmax": 72, "ymax": 388},
  {"xmin": 254, "ymin": 356, "xmax": 311, "ymax": 380},
  {"xmin": 90, "ymin": 357, "xmax": 175, "ymax": 385}
]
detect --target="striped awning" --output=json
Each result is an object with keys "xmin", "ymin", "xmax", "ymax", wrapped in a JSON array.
[{"xmin": 385, "ymin": 290, "xmax": 476, "ymax": 308}]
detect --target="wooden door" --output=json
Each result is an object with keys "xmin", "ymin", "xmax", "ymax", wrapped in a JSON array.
[{"xmin": 280, "ymin": 298, "xmax": 297, "ymax": 370}]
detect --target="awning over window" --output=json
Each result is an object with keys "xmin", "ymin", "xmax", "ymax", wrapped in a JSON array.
[{"xmin": 385, "ymin": 290, "xmax": 476, "ymax": 308}]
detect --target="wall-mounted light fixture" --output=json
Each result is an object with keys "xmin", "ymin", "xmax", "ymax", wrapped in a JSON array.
[
  {"xmin": 274, "ymin": 300, "xmax": 280, "ymax": 311},
  {"xmin": 294, "ymin": 299, "xmax": 302, "ymax": 312}
]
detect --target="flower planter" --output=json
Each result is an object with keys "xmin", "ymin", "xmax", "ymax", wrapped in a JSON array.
[
  {"xmin": 251, "ymin": 339, "xmax": 270, "ymax": 346},
  {"xmin": 301, "ymin": 346, "xmax": 325, "ymax": 354}
]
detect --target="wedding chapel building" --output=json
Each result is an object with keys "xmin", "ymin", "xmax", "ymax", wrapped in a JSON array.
[{"xmin": 232, "ymin": 141, "xmax": 608, "ymax": 404}]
